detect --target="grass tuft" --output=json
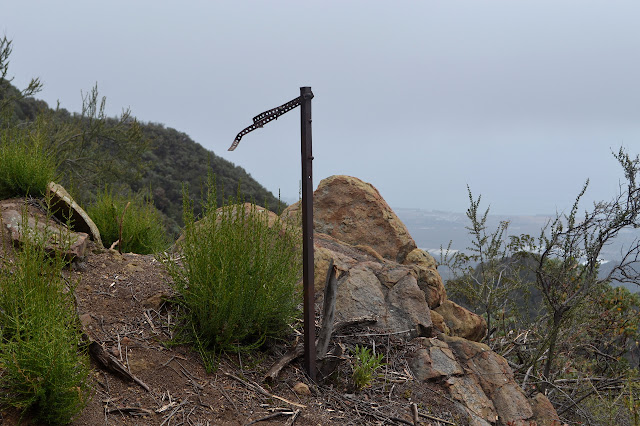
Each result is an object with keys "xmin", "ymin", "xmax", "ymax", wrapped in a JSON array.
[
  {"xmin": 167, "ymin": 181, "xmax": 302, "ymax": 370},
  {"xmin": 0, "ymin": 121, "xmax": 57, "ymax": 199},
  {"xmin": 0, "ymin": 210, "xmax": 90, "ymax": 424},
  {"xmin": 88, "ymin": 187, "xmax": 169, "ymax": 254}
]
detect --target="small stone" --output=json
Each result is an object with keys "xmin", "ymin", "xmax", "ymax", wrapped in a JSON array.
[
  {"xmin": 293, "ymin": 382, "xmax": 311, "ymax": 396},
  {"xmin": 125, "ymin": 262, "xmax": 144, "ymax": 274},
  {"xmin": 143, "ymin": 292, "xmax": 171, "ymax": 310},
  {"xmin": 79, "ymin": 313, "xmax": 93, "ymax": 328}
]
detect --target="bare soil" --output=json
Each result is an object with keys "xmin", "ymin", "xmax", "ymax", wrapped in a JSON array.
[{"xmin": 0, "ymin": 203, "xmax": 467, "ymax": 425}]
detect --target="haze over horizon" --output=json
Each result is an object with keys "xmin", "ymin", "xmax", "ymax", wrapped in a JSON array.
[{"xmin": 3, "ymin": 1, "xmax": 639, "ymax": 216}]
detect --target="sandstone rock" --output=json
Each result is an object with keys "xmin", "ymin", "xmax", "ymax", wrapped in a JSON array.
[
  {"xmin": 313, "ymin": 235, "xmax": 433, "ymax": 339},
  {"xmin": 416, "ymin": 266, "xmax": 446, "ymax": 309},
  {"xmin": 403, "ymin": 249, "xmax": 446, "ymax": 308},
  {"xmin": 143, "ymin": 292, "xmax": 171, "ymax": 310},
  {"xmin": 174, "ymin": 202, "xmax": 285, "ymax": 252},
  {"xmin": 403, "ymin": 248, "xmax": 437, "ymax": 270},
  {"xmin": 442, "ymin": 335, "xmax": 534, "ymax": 424},
  {"xmin": 283, "ymin": 175, "xmax": 417, "ymax": 263},
  {"xmin": 433, "ymin": 299, "xmax": 487, "ymax": 342},
  {"xmin": 410, "ymin": 334, "xmax": 548, "ymax": 425},
  {"xmin": 47, "ymin": 182, "xmax": 103, "ymax": 248},
  {"xmin": 447, "ymin": 375, "xmax": 497, "ymax": 421},
  {"xmin": 386, "ymin": 273, "xmax": 433, "ymax": 337},
  {"xmin": 217, "ymin": 202, "xmax": 279, "ymax": 227},
  {"xmin": 125, "ymin": 262, "xmax": 144, "ymax": 274},
  {"xmin": 2, "ymin": 208, "xmax": 89, "ymax": 260},
  {"xmin": 293, "ymin": 382, "xmax": 311, "ymax": 396},
  {"xmin": 530, "ymin": 393, "xmax": 561, "ymax": 426},
  {"xmin": 409, "ymin": 337, "xmax": 462, "ymax": 381},
  {"xmin": 333, "ymin": 261, "xmax": 432, "ymax": 339},
  {"xmin": 430, "ymin": 310, "xmax": 450, "ymax": 334},
  {"xmin": 313, "ymin": 243, "xmax": 358, "ymax": 295},
  {"xmin": 335, "ymin": 263, "xmax": 388, "ymax": 323}
]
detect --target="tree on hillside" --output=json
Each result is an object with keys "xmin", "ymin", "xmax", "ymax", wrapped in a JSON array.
[
  {"xmin": 443, "ymin": 187, "xmax": 533, "ymax": 340},
  {"xmin": 0, "ymin": 36, "xmax": 149, "ymax": 203},
  {"xmin": 444, "ymin": 148, "xmax": 640, "ymax": 423},
  {"xmin": 517, "ymin": 148, "xmax": 640, "ymax": 386},
  {"xmin": 0, "ymin": 37, "xmax": 42, "ymax": 121}
]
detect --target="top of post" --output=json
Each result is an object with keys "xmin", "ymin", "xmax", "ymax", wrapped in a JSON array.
[{"xmin": 300, "ymin": 86, "xmax": 314, "ymax": 100}]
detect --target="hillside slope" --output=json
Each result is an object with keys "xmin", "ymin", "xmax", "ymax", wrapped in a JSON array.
[{"xmin": 3, "ymin": 83, "xmax": 283, "ymax": 236}]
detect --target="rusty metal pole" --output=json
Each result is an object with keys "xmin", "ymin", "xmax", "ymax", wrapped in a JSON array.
[
  {"xmin": 300, "ymin": 86, "xmax": 316, "ymax": 381},
  {"xmin": 228, "ymin": 88, "xmax": 316, "ymax": 380}
]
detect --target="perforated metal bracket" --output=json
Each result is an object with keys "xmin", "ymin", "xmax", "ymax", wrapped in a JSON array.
[{"xmin": 228, "ymin": 95, "xmax": 308, "ymax": 151}]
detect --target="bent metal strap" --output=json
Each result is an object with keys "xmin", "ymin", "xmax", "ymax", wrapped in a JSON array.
[{"xmin": 228, "ymin": 96, "xmax": 304, "ymax": 151}]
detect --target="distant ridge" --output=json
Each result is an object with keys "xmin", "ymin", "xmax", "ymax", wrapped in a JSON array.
[{"xmin": 396, "ymin": 207, "xmax": 640, "ymax": 294}]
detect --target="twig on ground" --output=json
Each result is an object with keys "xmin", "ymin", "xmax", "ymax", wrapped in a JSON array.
[
  {"xmin": 411, "ymin": 403, "xmax": 419, "ymax": 425},
  {"xmin": 418, "ymin": 410, "xmax": 457, "ymax": 425},
  {"xmin": 215, "ymin": 382, "xmax": 240, "ymax": 415},
  {"xmin": 106, "ymin": 406, "xmax": 154, "ymax": 417},
  {"xmin": 245, "ymin": 411, "xmax": 295, "ymax": 425},
  {"xmin": 284, "ymin": 409, "xmax": 301, "ymax": 426},
  {"xmin": 225, "ymin": 373, "xmax": 306, "ymax": 408},
  {"xmin": 160, "ymin": 398, "xmax": 190, "ymax": 426}
]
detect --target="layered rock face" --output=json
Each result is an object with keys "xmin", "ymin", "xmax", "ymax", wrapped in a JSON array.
[
  {"xmin": 1, "ymin": 198, "xmax": 90, "ymax": 260},
  {"xmin": 298, "ymin": 175, "xmax": 558, "ymax": 426}
]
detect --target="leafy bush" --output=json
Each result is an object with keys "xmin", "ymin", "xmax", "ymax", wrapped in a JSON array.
[
  {"xmin": 0, "ymin": 119, "xmax": 57, "ymax": 199},
  {"xmin": 88, "ymin": 187, "xmax": 169, "ymax": 254},
  {"xmin": 167, "ymin": 183, "xmax": 302, "ymax": 370},
  {"xmin": 0, "ymin": 213, "xmax": 90, "ymax": 423},
  {"xmin": 351, "ymin": 345, "xmax": 385, "ymax": 391}
]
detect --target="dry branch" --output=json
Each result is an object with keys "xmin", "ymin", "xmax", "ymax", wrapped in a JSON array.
[
  {"xmin": 316, "ymin": 259, "xmax": 337, "ymax": 360},
  {"xmin": 264, "ymin": 315, "xmax": 378, "ymax": 382},
  {"xmin": 226, "ymin": 373, "xmax": 306, "ymax": 408},
  {"xmin": 105, "ymin": 406, "xmax": 154, "ymax": 417},
  {"xmin": 85, "ymin": 335, "xmax": 150, "ymax": 392}
]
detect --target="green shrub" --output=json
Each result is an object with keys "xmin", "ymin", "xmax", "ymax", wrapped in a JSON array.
[
  {"xmin": 0, "ymin": 120, "xmax": 57, "ymax": 199},
  {"xmin": 88, "ymin": 187, "xmax": 169, "ymax": 254},
  {"xmin": 351, "ymin": 345, "xmax": 385, "ymax": 391},
  {"xmin": 167, "ymin": 184, "xmax": 302, "ymax": 370},
  {"xmin": 0, "ymin": 213, "xmax": 90, "ymax": 424}
]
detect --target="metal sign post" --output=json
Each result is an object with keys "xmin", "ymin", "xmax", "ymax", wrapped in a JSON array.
[{"xmin": 229, "ymin": 87, "xmax": 316, "ymax": 380}]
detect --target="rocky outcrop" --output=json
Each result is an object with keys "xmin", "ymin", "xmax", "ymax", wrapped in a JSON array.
[
  {"xmin": 47, "ymin": 182, "xmax": 103, "ymax": 248},
  {"xmin": 410, "ymin": 335, "xmax": 542, "ymax": 425},
  {"xmin": 298, "ymin": 175, "xmax": 558, "ymax": 424},
  {"xmin": 283, "ymin": 175, "xmax": 417, "ymax": 263},
  {"xmin": 1, "ymin": 199, "xmax": 89, "ymax": 260}
]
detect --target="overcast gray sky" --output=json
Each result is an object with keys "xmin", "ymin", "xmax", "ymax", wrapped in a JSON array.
[{"xmin": 3, "ymin": 1, "xmax": 639, "ymax": 215}]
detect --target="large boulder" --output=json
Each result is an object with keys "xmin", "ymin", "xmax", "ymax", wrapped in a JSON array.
[
  {"xmin": 283, "ymin": 175, "xmax": 417, "ymax": 263},
  {"xmin": 433, "ymin": 299, "xmax": 487, "ymax": 342},
  {"xmin": 47, "ymin": 182, "xmax": 103, "ymax": 248}
]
